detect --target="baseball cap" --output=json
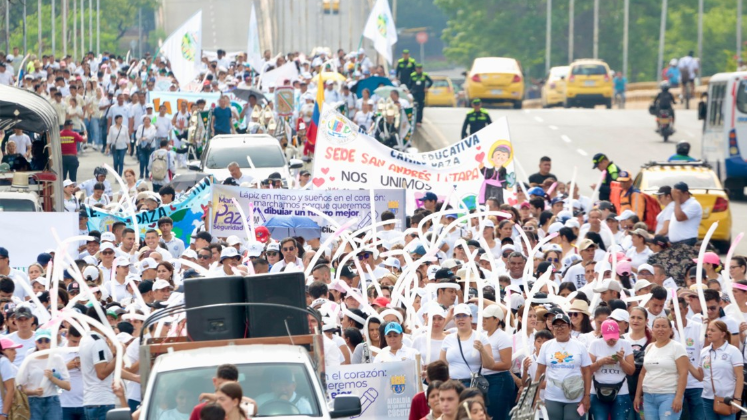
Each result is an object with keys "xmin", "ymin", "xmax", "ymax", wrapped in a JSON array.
[
  {"xmin": 454, "ymin": 303, "xmax": 472, "ymax": 316},
  {"xmin": 372, "ymin": 297, "xmax": 390, "ymax": 308},
  {"xmin": 34, "ymin": 329, "xmax": 53, "ymax": 341},
  {"xmin": 153, "ymin": 279, "xmax": 171, "ymax": 291},
  {"xmin": 220, "ymin": 247, "xmax": 240, "ymax": 261},
  {"xmin": 384, "ymin": 322, "xmax": 403, "ymax": 335},
  {"xmin": 593, "ymin": 279, "xmax": 623, "ymax": 293},
  {"xmin": 616, "ymin": 260, "xmax": 632, "ymax": 276},
  {"xmin": 610, "ymin": 308, "xmax": 630, "ymax": 323},
  {"xmin": 411, "ymin": 245, "xmax": 427, "ymax": 256},
  {"xmin": 426, "ymin": 265, "xmax": 440, "ymax": 281},
  {"xmin": 527, "ymin": 187, "xmax": 545, "ymax": 197},
  {"xmin": 226, "ymin": 235, "xmax": 242, "ymax": 246},
  {"xmin": 417, "ymin": 192, "xmax": 438, "ymax": 202},
  {"xmin": 577, "ymin": 239, "xmax": 596, "ymax": 251},
  {"xmin": 383, "ymin": 257, "xmax": 401, "ymax": 270},
  {"xmin": 630, "ymin": 228, "xmax": 651, "ymax": 241},
  {"xmin": 0, "ymin": 338, "xmax": 21, "ymax": 350},
  {"xmin": 617, "ymin": 171, "xmax": 632, "ymax": 182},
  {"xmin": 140, "ymin": 258, "xmax": 157, "ymax": 271},
  {"xmin": 15, "ymin": 306, "xmax": 33, "ymax": 320},
  {"xmin": 651, "ymin": 235, "xmax": 669, "ymax": 248},
  {"xmin": 601, "ymin": 319, "xmax": 620, "ymax": 340},
  {"xmin": 637, "ymin": 264, "xmax": 654, "ymax": 274},
  {"xmin": 434, "ymin": 268, "xmax": 459, "ymax": 281},
  {"xmin": 246, "ymin": 242, "xmax": 265, "ymax": 257},
  {"xmin": 673, "ymin": 182, "xmax": 689, "ymax": 193},
  {"xmin": 552, "ymin": 313, "xmax": 571, "ymax": 325},
  {"xmin": 653, "ymin": 186, "xmax": 672, "ymax": 196},
  {"xmin": 0, "ymin": 247, "xmax": 8, "ymax": 258},
  {"xmin": 633, "ymin": 279, "xmax": 653, "ymax": 293},
  {"xmin": 101, "ymin": 232, "xmax": 116, "ymax": 242},
  {"xmin": 693, "ymin": 251, "xmax": 720, "ymax": 266},
  {"xmin": 483, "ymin": 304, "xmax": 505, "ymax": 321},
  {"xmin": 591, "ymin": 153, "xmax": 607, "ymax": 168},
  {"xmin": 63, "ymin": 179, "xmax": 75, "ymax": 187},
  {"xmin": 82, "ymin": 266, "xmax": 100, "ymax": 281},
  {"xmin": 615, "ymin": 209, "xmax": 636, "ymax": 221},
  {"xmin": 471, "ymin": 98, "xmax": 481, "ymax": 105},
  {"xmin": 37, "ymin": 253, "xmax": 53, "ymax": 267},
  {"xmin": 67, "ymin": 282, "xmax": 80, "ymax": 294},
  {"xmin": 181, "ymin": 249, "xmax": 198, "ymax": 260},
  {"xmin": 339, "ymin": 265, "xmax": 356, "ymax": 279},
  {"xmin": 266, "ymin": 242, "xmax": 280, "ymax": 253}
]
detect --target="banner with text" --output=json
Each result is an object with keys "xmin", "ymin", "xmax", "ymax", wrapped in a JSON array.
[
  {"xmin": 325, "ymin": 360, "xmax": 420, "ymax": 420},
  {"xmin": 83, "ymin": 177, "xmax": 212, "ymax": 244},
  {"xmin": 311, "ymin": 108, "xmax": 517, "ymax": 211},
  {"xmin": 0, "ymin": 213, "xmax": 78, "ymax": 270},
  {"xmin": 209, "ymin": 185, "xmax": 406, "ymax": 239}
]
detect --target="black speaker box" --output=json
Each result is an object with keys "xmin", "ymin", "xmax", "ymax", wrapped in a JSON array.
[
  {"xmin": 244, "ymin": 272, "xmax": 309, "ymax": 338},
  {"xmin": 184, "ymin": 276, "xmax": 248, "ymax": 341}
]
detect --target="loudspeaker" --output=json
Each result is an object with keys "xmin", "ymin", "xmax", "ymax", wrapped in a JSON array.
[
  {"xmin": 184, "ymin": 276, "xmax": 247, "ymax": 341},
  {"xmin": 244, "ymin": 272, "xmax": 309, "ymax": 338}
]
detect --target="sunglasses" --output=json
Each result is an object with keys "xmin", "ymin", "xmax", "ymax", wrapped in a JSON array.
[
  {"xmin": 266, "ymin": 251, "xmax": 279, "ymax": 256},
  {"xmin": 282, "ymin": 247, "xmax": 295, "ymax": 252},
  {"xmin": 502, "ymin": 252, "xmax": 512, "ymax": 258},
  {"xmin": 101, "ymin": 251, "xmax": 115, "ymax": 255},
  {"xmin": 357, "ymin": 252, "xmax": 371, "ymax": 260},
  {"xmin": 36, "ymin": 338, "xmax": 51, "ymax": 344},
  {"xmin": 569, "ymin": 312, "xmax": 582, "ymax": 317},
  {"xmin": 707, "ymin": 306, "xmax": 719, "ymax": 311},
  {"xmin": 546, "ymin": 258, "xmax": 559, "ymax": 263},
  {"xmin": 454, "ymin": 314, "xmax": 470, "ymax": 319},
  {"xmin": 198, "ymin": 255, "xmax": 211, "ymax": 259}
]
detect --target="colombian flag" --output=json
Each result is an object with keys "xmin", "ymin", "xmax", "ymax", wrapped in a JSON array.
[{"xmin": 306, "ymin": 78, "xmax": 325, "ymax": 148}]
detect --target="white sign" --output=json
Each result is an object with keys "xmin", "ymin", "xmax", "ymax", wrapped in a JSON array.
[
  {"xmin": 0, "ymin": 212, "xmax": 78, "ymax": 269},
  {"xmin": 160, "ymin": 10, "xmax": 202, "ymax": 85}
]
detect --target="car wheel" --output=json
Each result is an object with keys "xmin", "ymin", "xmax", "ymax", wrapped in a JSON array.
[
  {"xmin": 713, "ymin": 239, "xmax": 732, "ymax": 255},
  {"xmin": 513, "ymin": 100, "xmax": 523, "ymax": 109},
  {"xmin": 605, "ymin": 99, "xmax": 612, "ymax": 109},
  {"xmin": 563, "ymin": 100, "xmax": 571, "ymax": 109},
  {"xmin": 725, "ymin": 178, "xmax": 746, "ymax": 201}
]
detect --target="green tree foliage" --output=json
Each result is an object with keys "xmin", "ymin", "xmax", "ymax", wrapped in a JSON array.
[{"xmin": 435, "ymin": 0, "xmax": 745, "ymax": 82}]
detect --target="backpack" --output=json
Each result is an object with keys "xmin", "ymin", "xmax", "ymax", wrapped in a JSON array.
[
  {"xmin": 151, "ymin": 150, "xmax": 168, "ymax": 181},
  {"xmin": 0, "ymin": 365, "xmax": 30, "ymax": 420},
  {"xmin": 641, "ymin": 193, "xmax": 662, "ymax": 232}
]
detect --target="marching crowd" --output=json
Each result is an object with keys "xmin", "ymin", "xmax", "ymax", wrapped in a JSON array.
[{"xmin": 0, "ymin": 47, "xmax": 744, "ymax": 420}]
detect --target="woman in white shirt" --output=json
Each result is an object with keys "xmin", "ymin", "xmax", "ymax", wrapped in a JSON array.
[
  {"xmin": 589, "ymin": 319, "xmax": 636, "ymax": 420},
  {"xmin": 0, "ymin": 338, "xmax": 20, "ymax": 418},
  {"xmin": 135, "ymin": 115, "xmax": 157, "ymax": 180},
  {"xmin": 412, "ymin": 306, "xmax": 447, "ymax": 365},
  {"xmin": 439, "ymin": 304, "xmax": 495, "ymax": 390},
  {"xmin": 17, "ymin": 329, "xmax": 71, "ymax": 420},
  {"xmin": 373, "ymin": 322, "xmax": 419, "ymax": 363},
  {"xmin": 626, "ymin": 229, "xmax": 653, "ymax": 271},
  {"xmin": 481, "ymin": 304, "xmax": 514, "ymax": 420},
  {"xmin": 534, "ymin": 313, "xmax": 592, "ymax": 420},
  {"xmin": 353, "ymin": 101, "xmax": 374, "ymax": 132},
  {"xmin": 700, "ymin": 320, "xmax": 743, "ymax": 420},
  {"xmin": 66, "ymin": 97, "xmax": 86, "ymax": 135},
  {"xmin": 634, "ymin": 317, "xmax": 690, "ymax": 420},
  {"xmin": 106, "ymin": 114, "xmax": 131, "ymax": 176}
]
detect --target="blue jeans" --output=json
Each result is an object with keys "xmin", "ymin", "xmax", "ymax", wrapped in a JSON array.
[
  {"xmin": 704, "ymin": 398, "xmax": 736, "ymax": 420},
  {"xmin": 84, "ymin": 404, "xmax": 115, "ymax": 420},
  {"xmin": 485, "ymin": 371, "xmax": 515, "ymax": 420},
  {"xmin": 137, "ymin": 147, "xmax": 153, "ymax": 179},
  {"xmin": 89, "ymin": 117, "xmax": 102, "ymax": 148},
  {"xmin": 591, "ymin": 393, "xmax": 632, "ymax": 420},
  {"xmin": 30, "ymin": 395, "xmax": 62, "ymax": 420},
  {"xmin": 127, "ymin": 399, "xmax": 139, "ymax": 412},
  {"xmin": 62, "ymin": 406, "xmax": 85, "ymax": 420},
  {"xmin": 683, "ymin": 387, "xmax": 705, "ymax": 420},
  {"xmin": 643, "ymin": 393, "xmax": 682, "ymax": 420},
  {"xmin": 112, "ymin": 148, "xmax": 126, "ymax": 176}
]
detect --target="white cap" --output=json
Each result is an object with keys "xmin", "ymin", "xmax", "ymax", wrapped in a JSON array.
[
  {"xmin": 181, "ymin": 249, "xmax": 198, "ymax": 259},
  {"xmin": 482, "ymin": 220, "xmax": 495, "ymax": 228},
  {"xmin": 226, "ymin": 235, "xmax": 242, "ymax": 246},
  {"xmin": 637, "ymin": 264, "xmax": 654, "ymax": 274},
  {"xmin": 101, "ymin": 232, "xmax": 116, "ymax": 243},
  {"xmin": 383, "ymin": 257, "xmax": 400, "ymax": 270},
  {"xmin": 615, "ymin": 210, "xmax": 637, "ymax": 221},
  {"xmin": 220, "ymin": 247, "xmax": 240, "ymax": 261},
  {"xmin": 82, "ymin": 266, "xmax": 100, "ymax": 281},
  {"xmin": 99, "ymin": 242, "xmax": 116, "ymax": 252},
  {"xmin": 63, "ymin": 179, "xmax": 75, "ymax": 187},
  {"xmin": 115, "ymin": 332, "xmax": 134, "ymax": 344},
  {"xmin": 610, "ymin": 308, "xmax": 630, "ymax": 323},
  {"xmin": 246, "ymin": 242, "xmax": 265, "ymax": 257},
  {"xmin": 83, "ymin": 256, "xmax": 97, "ymax": 266},
  {"xmin": 453, "ymin": 303, "xmax": 472, "ymax": 316},
  {"xmin": 483, "ymin": 304, "xmax": 505, "ymax": 321},
  {"xmin": 501, "ymin": 244, "xmax": 515, "ymax": 253},
  {"xmin": 427, "ymin": 265, "xmax": 440, "ymax": 280},
  {"xmin": 153, "ymin": 279, "xmax": 172, "ymax": 291},
  {"xmin": 633, "ymin": 279, "xmax": 653, "ymax": 293},
  {"xmin": 114, "ymin": 256, "xmax": 130, "ymax": 266},
  {"xmin": 548, "ymin": 222, "xmax": 565, "ymax": 235},
  {"xmin": 441, "ymin": 259, "xmax": 460, "ymax": 270},
  {"xmin": 266, "ymin": 242, "xmax": 280, "ymax": 252},
  {"xmin": 140, "ymin": 257, "xmax": 157, "ymax": 271},
  {"xmin": 510, "ymin": 294, "xmax": 526, "ymax": 311},
  {"xmin": 564, "ymin": 219, "xmax": 580, "ymax": 229},
  {"xmin": 593, "ymin": 279, "xmax": 623, "ymax": 293}
]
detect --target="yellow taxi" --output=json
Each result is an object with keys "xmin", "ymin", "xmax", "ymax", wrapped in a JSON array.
[
  {"xmin": 464, "ymin": 57, "xmax": 524, "ymax": 109},
  {"xmin": 425, "ymin": 76, "xmax": 457, "ymax": 107},
  {"xmin": 564, "ymin": 59, "xmax": 613, "ymax": 109},
  {"xmin": 541, "ymin": 66, "xmax": 569, "ymax": 108},
  {"xmin": 634, "ymin": 161, "xmax": 732, "ymax": 252},
  {"xmin": 323, "ymin": 0, "xmax": 340, "ymax": 14}
]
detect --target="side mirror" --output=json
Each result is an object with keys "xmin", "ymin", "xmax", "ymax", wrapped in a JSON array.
[
  {"xmin": 330, "ymin": 396, "xmax": 362, "ymax": 419},
  {"xmin": 106, "ymin": 408, "xmax": 133, "ymax": 420},
  {"xmin": 560, "ymin": 75, "xmax": 566, "ymax": 80},
  {"xmin": 288, "ymin": 159, "xmax": 304, "ymax": 170},
  {"xmin": 187, "ymin": 161, "xmax": 201, "ymax": 171}
]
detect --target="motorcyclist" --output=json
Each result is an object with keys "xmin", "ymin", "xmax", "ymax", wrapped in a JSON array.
[
  {"xmin": 652, "ymin": 80, "xmax": 676, "ymax": 125},
  {"xmin": 668, "ymin": 141, "xmax": 697, "ymax": 162},
  {"xmin": 77, "ymin": 166, "xmax": 113, "ymax": 198}
]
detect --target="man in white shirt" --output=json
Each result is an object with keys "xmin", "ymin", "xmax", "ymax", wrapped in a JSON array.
[
  {"xmin": 158, "ymin": 216, "xmax": 185, "ymax": 257},
  {"xmin": 153, "ymin": 104, "xmax": 173, "ymax": 140},
  {"xmin": 668, "ymin": 182, "xmax": 702, "ymax": 246},
  {"xmin": 7, "ymin": 306, "xmax": 37, "ymax": 367},
  {"xmin": 227, "ymin": 162, "xmax": 254, "ymax": 185},
  {"xmin": 8, "ymin": 128, "xmax": 32, "ymax": 157},
  {"xmin": 270, "ymin": 238, "xmax": 305, "ymax": 273},
  {"xmin": 0, "ymin": 62, "xmax": 14, "ymax": 85},
  {"xmin": 79, "ymin": 308, "xmax": 118, "ymax": 420},
  {"xmin": 0, "ymin": 247, "xmax": 30, "ymax": 300},
  {"xmin": 107, "ymin": 93, "xmax": 130, "ymax": 134},
  {"xmin": 322, "ymin": 80, "xmax": 342, "ymax": 105}
]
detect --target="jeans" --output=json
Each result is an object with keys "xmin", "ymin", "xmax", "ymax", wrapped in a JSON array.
[
  {"xmin": 89, "ymin": 117, "xmax": 101, "ymax": 148},
  {"xmin": 127, "ymin": 399, "xmax": 140, "ymax": 412},
  {"xmin": 591, "ymin": 393, "xmax": 632, "ymax": 420},
  {"xmin": 62, "ymin": 406, "xmax": 85, "ymax": 420},
  {"xmin": 138, "ymin": 147, "xmax": 153, "ymax": 179},
  {"xmin": 643, "ymin": 393, "xmax": 682, "ymax": 420},
  {"xmin": 62, "ymin": 155, "xmax": 80, "ymax": 182},
  {"xmin": 704, "ymin": 398, "xmax": 736, "ymax": 420},
  {"xmin": 545, "ymin": 399, "xmax": 583, "ymax": 420},
  {"xmin": 112, "ymin": 148, "xmax": 126, "ymax": 176},
  {"xmin": 83, "ymin": 404, "xmax": 115, "ymax": 420},
  {"xmin": 30, "ymin": 395, "xmax": 62, "ymax": 420},
  {"xmin": 485, "ymin": 371, "xmax": 515, "ymax": 420},
  {"xmin": 682, "ymin": 387, "xmax": 705, "ymax": 420}
]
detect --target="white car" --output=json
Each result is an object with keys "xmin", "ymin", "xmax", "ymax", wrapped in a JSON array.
[
  {"xmin": 0, "ymin": 192, "xmax": 42, "ymax": 212},
  {"xmin": 188, "ymin": 134, "xmax": 303, "ymax": 186}
]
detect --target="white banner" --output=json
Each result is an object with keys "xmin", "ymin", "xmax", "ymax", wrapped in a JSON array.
[
  {"xmin": 260, "ymin": 62, "xmax": 300, "ymax": 91},
  {"xmin": 363, "ymin": 0, "xmax": 398, "ymax": 64},
  {"xmin": 209, "ymin": 185, "xmax": 406, "ymax": 240},
  {"xmin": 0, "ymin": 213, "xmax": 78, "ymax": 270},
  {"xmin": 325, "ymin": 361, "xmax": 419, "ymax": 420},
  {"xmin": 312, "ymin": 108, "xmax": 517, "ymax": 211},
  {"xmin": 161, "ymin": 10, "xmax": 202, "ymax": 85}
]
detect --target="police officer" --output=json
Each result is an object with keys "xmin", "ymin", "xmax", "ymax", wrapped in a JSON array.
[
  {"xmin": 408, "ymin": 64, "xmax": 433, "ymax": 125},
  {"xmin": 591, "ymin": 153, "xmax": 621, "ymax": 201},
  {"xmin": 461, "ymin": 99, "xmax": 492, "ymax": 138},
  {"xmin": 395, "ymin": 50, "xmax": 418, "ymax": 88}
]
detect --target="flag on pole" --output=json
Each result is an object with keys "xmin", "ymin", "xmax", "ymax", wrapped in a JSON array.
[
  {"xmin": 307, "ymin": 78, "xmax": 326, "ymax": 148},
  {"xmin": 362, "ymin": 0, "xmax": 398, "ymax": 64},
  {"xmin": 160, "ymin": 10, "xmax": 202, "ymax": 85},
  {"xmin": 247, "ymin": 3, "xmax": 263, "ymax": 73}
]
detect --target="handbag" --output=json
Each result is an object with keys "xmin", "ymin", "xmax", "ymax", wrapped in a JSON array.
[
  {"xmin": 456, "ymin": 334, "xmax": 489, "ymax": 395},
  {"xmin": 593, "ymin": 377, "xmax": 625, "ymax": 403},
  {"xmin": 0, "ymin": 363, "xmax": 30, "ymax": 420},
  {"xmin": 709, "ymin": 350, "xmax": 733, "ymax": 416}
]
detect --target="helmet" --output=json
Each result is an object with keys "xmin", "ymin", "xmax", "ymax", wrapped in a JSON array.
[
  {"xmin": 93, "ymin": 167, "xmax": 107, "ymax": 177},
  {"xmin": 670, "ymin": 58, "xmax": 678, "ymax": 66},
  {"xmin": 676, "ymin": 141, "xmax": 691, "ymax": 156},
  {"xmin": 660, "ymin": 80, "xmax": 670, "ymax": 90}
]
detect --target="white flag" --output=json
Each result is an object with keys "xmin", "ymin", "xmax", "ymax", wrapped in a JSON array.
[
  {"xmin": 247, "ymin": 3, "xmax": 263, "ymax": 73},
  {"xmin": 363, "ymin": 0, "xmax": 398, "ymax": 64},
  {"xmin": 161, "ymin": 10, "xmax": 202, "ymax": 85}
]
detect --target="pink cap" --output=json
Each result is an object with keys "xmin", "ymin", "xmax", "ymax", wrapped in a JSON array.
[
  {"xmin": 0, "ymin": 338, "xmax": 22, "ymax": 350},
  {"xmin": 601, "ymin": 319, "xmax": 620, "ymax": 340},
  {"xmin": 693, "ymin": 252, "xmax": 720, "ymax": 266},
  {"xmin": 372, "ymin": 297, "xmax": 390, "ymax": 308},
  {"xmin": 616, "ymin": 260, "xmax": 632, "ymax": 276}
]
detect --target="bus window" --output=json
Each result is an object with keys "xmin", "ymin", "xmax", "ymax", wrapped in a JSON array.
[
  {"xmin": 709, "ymin": 82, "xmax": 727, "ymax": 128},
  {"xmin": 737, "ymin": 80, "xmax": 747, "ymax": 114}
]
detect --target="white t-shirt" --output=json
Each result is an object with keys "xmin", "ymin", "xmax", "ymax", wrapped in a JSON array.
[
  {"xmin": 562, "ymin": 264, "xmax": 587, "ymax": 289},
  {"xmin": 7, "ymin": 332, "xmax": 37, "ymax": 368},
  {"xmin": 0, "ymin": 356, "xmax": 17, "ymax": 383},
  {"xmin": 588, "ymin": 338, "xmax": 633, "ymax": 395},
  {"xmin": 668, "ymin": 198, "xmax": 702, "ymax": 243},
  {"xmin": 79, "ymin": 332, "xmax": 115, "ymax": 406},
  {"xmin": 672, "ymin": 321, "xmax": 704, "ymax": 389},
  {"xmin": 373, "ymin": 345, "xmax": 420, "ymax": 363},
  {"xmin": 17, "ymin": 353, "xmax": 69, "ymax": 397},
  {"xmin": 8, "ymin": 134, "xmax": 32, "ymax": 156},
  {"xmin": 5, "ymin": 268, "xmax": 30, "ymax": 300},
  {"xmin": 642, "ymin": 340, "xmax": 688, "ymax": 394},
  {"xmin": 700, "ymin": 342, "xmax": 743, "ymax": 399},
  {"xmin": 125, "ymin": 337, "xmax": 141, "ymax": 402},
  {"xmin": 412, "ymin": 335, "xmax": 443, "ymax": 365},
  {"xmin": 656, "ymin": 202, "xmax": 674, "ymax": 234},
  {"xmin": 60, "ymin": 347, "xmax": 83, "ymax": 408},
  {"xmin": 440, "ymin": 331, "xmax": 491, "ymax": 380},
  {"xmin": 537, "ymin": 338, "xmax": 592, "ymax": 403},
  {"xmin": 626, "ymin": 247, "xmax": 653, "ymax": 270},
  {"xmin": 483, "ymin": 329, "xmax": 512, "ymax": 375},
  {"xmin": 622, "ymin": 333, "xmax": 648, "ymax": 353}
]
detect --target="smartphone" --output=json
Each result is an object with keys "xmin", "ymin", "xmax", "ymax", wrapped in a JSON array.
[
  {"xmin": 241, "ymin": 401, "xmax": 255, "ymax": 416},
  {"xmin": 577, "ymin": 405, "xmax": 586, "ymax": 416}
]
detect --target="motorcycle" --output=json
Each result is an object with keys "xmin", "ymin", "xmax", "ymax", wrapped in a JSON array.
[{"xmin": 649, "ymin": 104, "xmax": 675, "ymax": 142}]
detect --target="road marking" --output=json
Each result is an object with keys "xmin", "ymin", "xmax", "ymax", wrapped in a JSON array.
[
  {"xmin": 577, "ymin": 149, "xmax": 588, "ymax": 156},
  {"xmin": 523, "ymin": 110, "xmax": 531, "ymax": 114},
  {"xmin": 534, "ymin": 116, "xmax": 544, "ymax": 123},
  {"xmin": 561, "ymin": 135, "xmax": 572, "ymax": 143},
  {"xmin": 549, "ymin": 125, "xmax": 558, "ymax": 130}
]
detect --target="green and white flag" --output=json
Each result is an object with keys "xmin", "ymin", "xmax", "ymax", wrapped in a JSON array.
[
  {"xmin": 161, "ymin": 10, "xmax": 202, "ymax": 85},
  {"xmin": 363, "ymin": 0, "xmax": 397, "ymax": 64}
]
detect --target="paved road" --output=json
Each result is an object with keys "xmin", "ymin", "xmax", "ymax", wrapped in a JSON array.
[{"xmin": 421, "ymin": 106, "xmax": 747, "ymax": 255}]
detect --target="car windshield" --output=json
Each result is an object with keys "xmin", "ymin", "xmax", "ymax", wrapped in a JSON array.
[
  {"xmin": 206, "ymin": 143, "xmax": 286, "ymax": 169},
  {"xmin": 0, "ymin": 199, "xmax": 35, "ymax": 212},
  {"xmin": 643, "ymin": 170, "xmax": 720, "ymax": 190},
  {"xmin": 550, "ymin": 67, "xmax": 569, "ymax": 78},
  {"xmin": 432, "ymin": 79, "xmax": 450, "ymax": 88},
  {"xmin": 147, "ymin": 362, "xmax": 321, "ymax": 419},
  {"xmin": 571, "ymin": 64, "xmax": 607, "ymax": 76}
]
